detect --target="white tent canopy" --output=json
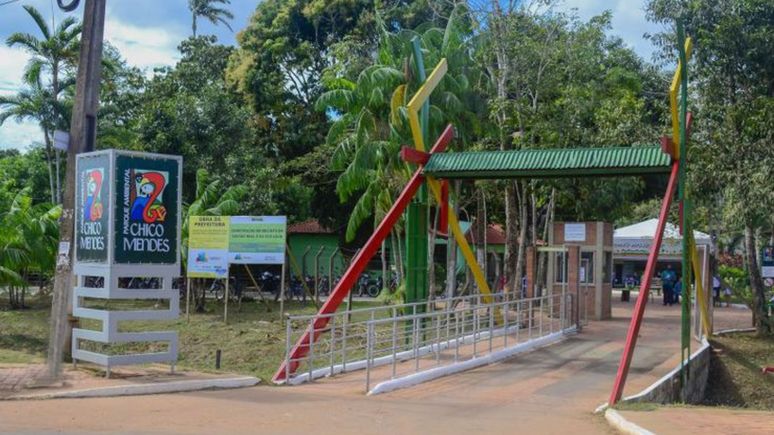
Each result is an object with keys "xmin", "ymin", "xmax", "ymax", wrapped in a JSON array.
[{"xmin": 614, "ymin": 218, "xmax": 711, "ymax": 257}]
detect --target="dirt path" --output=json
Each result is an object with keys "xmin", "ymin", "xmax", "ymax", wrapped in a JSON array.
[{"xmin": 0, "ymin": 300, "xmax": 750, "ymax": 435}]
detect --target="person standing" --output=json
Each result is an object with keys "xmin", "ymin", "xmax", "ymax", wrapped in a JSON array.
[
  {"xmin": 661, "ymin": 264, "xmax": 677, "ymax": 306},
  {"xmin": 713, "ymin": 275, "xmax": 722, "ymax": 307},
  {"xmin": 673, "ymin": 277, "xmax": 683, "ymax": 305},
  {"xmin": 723, "ymin": 286, "xmax": 732, "ymax": 307}
]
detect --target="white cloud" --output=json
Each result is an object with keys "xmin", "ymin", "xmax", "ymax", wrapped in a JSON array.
[
  {"xmin": 559, "ymin": 0, "xmax": 660, "ymax": 60},
  {"xmin": 0, "ymin": 45, "xmax": 39, "ymax": 151},
  {"xmin": 0, "ymin": 121, "xmax": 42, "ymax": 151},
  {"xmin": 0, "ymin": 12, "xmax": 186, "ymax": 151},
  {"xmin": 104, "ymin": 12, "xmax": 184, "ymax": 74}
]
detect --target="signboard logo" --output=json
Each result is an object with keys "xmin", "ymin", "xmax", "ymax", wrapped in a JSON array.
[
  {"xmin": 115, "ymin": 155, "xmax": 179, "ymax": 265},
  {"xmin": 84, "ymin": 169, "xmax": 103, "ymax": 222},
  {"xmin": 131, "ymin": 170, "xmax": 168, "ymax": 223}
]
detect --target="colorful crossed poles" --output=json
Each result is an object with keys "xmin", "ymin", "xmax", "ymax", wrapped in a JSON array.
[
  {"xmin": 608, "ymin": 20, "xmax": 711, "ymax": 406},
  {"xmin": 273, "ymin": 52, "xmax": 492, "ymax": 383}
]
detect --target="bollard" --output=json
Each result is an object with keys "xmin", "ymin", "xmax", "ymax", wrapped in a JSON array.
[{"xmin": 215, "ymin": 349, "xmax": 222, "ymax": 370}]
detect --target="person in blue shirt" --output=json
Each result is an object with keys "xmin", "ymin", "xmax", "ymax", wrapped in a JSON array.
[
  {"xmin": 673, "ymin": 277, "xmax": 683, "ymax": 305},
  {"xmin": 661, "ymin": 264, "xmax": 677, "ymax": 306}
]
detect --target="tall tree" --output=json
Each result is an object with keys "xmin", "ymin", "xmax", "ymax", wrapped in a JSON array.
[
  {"xmin": 318, "ymin": 5, "xmax": 488, "ymax": 291},
  {"xmin": 647, "ymin": 0, "xmax": 774, "ymax": 335},
  {"xmin": 5, "ymin": 5, "xmax": 81, "ymax": 204},
  {"xmin": 188, "ymin": 0, "xmax": 234, "ymax": 37},
  {"xmin": 0, "ymin": 76, "xmax": 69, "ymax": 204}
]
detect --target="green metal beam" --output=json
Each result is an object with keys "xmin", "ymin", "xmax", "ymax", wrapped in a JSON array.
[{"xmin": 423, "ymin": 146, "xmax": 672, "ymax": 180}]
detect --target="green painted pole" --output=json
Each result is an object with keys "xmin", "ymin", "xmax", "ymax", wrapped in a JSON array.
[
  {"xmin": 677, "ymin": 19, "xmax": 691, "ymax": 383},
  {"xmin": 405, "ymin": 36, "xmax": 430, "ymax": 311}
]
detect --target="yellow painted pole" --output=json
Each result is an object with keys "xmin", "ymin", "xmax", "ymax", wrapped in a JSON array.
[
  {"xmin": 426, "ymin": 178, "xmax": 492, "ymax": 300},
  {"xmin": 406, "ymin": 59, "xmax": 448, "ymax": 152},
  {"xmin": 669, "ymin": 37, "xmax": 693, "ymax": 156}
]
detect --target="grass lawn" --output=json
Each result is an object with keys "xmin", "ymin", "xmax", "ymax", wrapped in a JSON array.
[
  {"xmin": 703, "ymin": 332, "xmax": 774, "ymax": 410},
  {"xmin": 0, "ymin": 294, "xmax": 385, "ymax": 382}
]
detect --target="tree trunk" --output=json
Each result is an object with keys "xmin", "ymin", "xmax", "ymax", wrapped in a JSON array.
[
  {"xmin": 381, "ymin": 239, "xmax": 387, "ymax": 293},
  {"xmin": 428, "ymin": 207, "xmax": 436, "ymax": 301},
  {"xmin": 392, "ymin": 229, "xmax": 405, "ymax": 284},
  {"xmin": 476, "ymin": 188, "xmax": 486, "ymax": 293},
  {"xmin": 514, "ymin": 181, "xmax": 529, "ymax": 296},
  {"xmin": 43, "ymin": 129, "xmax": 56, "ymax": 204},
  {"xmin": 744, "ymin": 225, "xmax": 773, "ymax": 335},
  {"xmin": 537, "ymin": 190, "xmax": 555, "ymax": 289},
  {"xmin": 504, "ymin": 181, "xmax": 518, "ymax": 294},
  {"xmin": 55, "ymin": 150, "xmax": 62, "ymax": 204}
]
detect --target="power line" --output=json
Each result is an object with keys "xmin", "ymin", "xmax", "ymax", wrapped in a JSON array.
[{"xmin": 0, "ymin": 0, "xmax": 23, "ymax": 7}]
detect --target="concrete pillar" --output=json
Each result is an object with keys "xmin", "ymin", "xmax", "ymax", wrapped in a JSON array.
[
  {"xmin": 526, "ymin": 247, "xmax": 537, "ymax": 299},
  {"xmin": 567, "ymin": 245, "xmax": 581, "ymax": 327}
]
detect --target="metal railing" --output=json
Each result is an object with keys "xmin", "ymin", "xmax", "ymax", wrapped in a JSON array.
[
  {"xmin": 363, "ymin": 292, "xmax": 574, "ymax": 392},
  {"xmin": 282, "ymin": 292, "xmax": 530, "ymax": 384}
]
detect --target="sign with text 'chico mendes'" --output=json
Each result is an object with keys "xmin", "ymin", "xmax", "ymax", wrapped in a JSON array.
[
  {"xmin": 74, "ymin": 150, "xmax": 182, "ymax": 267},
  {"xmin": 75, "ymin": 153, "xmax": 110, "ymax": 263}
]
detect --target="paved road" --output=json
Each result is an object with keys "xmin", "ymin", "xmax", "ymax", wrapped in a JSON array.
[{"xmin": 0, "ymin": 301, "xmax": 712, "ymax": 435}]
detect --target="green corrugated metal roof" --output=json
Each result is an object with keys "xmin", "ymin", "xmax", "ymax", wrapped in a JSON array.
[{"xmin": 423, "ymin": 146, "xmax": 672, "ymax": 179}]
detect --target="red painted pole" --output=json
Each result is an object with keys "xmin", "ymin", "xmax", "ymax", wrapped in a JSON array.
[
  {"xmin": 608, "ymin": 161, "xmax": 680, "ymax": 405},
  {"xmin": 272, "ymin": 125, "xmax": 455, "ymax": 382}
]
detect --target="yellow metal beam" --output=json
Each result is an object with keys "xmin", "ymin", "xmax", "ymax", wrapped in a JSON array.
[
  {"xmin": 426, "ymin": 177, "xmax": 493, "ymax": 302},
  {"xmin": 405, "ymin": 57, "xmax": 496, "ymax": 315},
  {"xmin": 669, "ymin": 37, "xmax": 693, "ymax": 157},
  {"xmin": 406, "ymin": 59, "xmax": 448, "ymax": 152}
]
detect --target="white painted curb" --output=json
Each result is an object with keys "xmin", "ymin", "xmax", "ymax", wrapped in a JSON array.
[
  {"xmin": 604, "ymin": 409, "xmax": 657, "ymax": 435},
  {"xmin": 367, "ymin": 327, "xmax": 576, "ymax": 396},
  {"xmin": 6, "ymin": 376, "xmax": 260, "ymax": 400},
  {"xmin": 715, "ymin": 327, "xmax": 756, "ymax": 335}
]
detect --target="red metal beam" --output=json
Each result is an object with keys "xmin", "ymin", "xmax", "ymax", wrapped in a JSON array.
[
  {"xmin": 272, "ymin": 125, "xmax": 455, "ymax": 382},
  {"xmin": 401, "ymin": 146, "xmax": 431, "ymax": 165},
  {"xmin": 609, "ymin": 160, "xmax": 680, "ymax": 405}
]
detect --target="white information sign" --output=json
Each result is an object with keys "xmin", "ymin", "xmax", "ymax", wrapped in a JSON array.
[
  {"xmin": 228, "ymin": 216, "xmax": 287, "ymax": 264},
  {"xmin": 564, "ymin": 223, "xmax": 586, "ymax": 242}
]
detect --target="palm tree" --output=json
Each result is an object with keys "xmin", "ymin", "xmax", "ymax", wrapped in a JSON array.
[
  {"xmin": 317, "ymin": 5, "xmax": 488, "ymax": 292},
  {"xmin": 0, "ymin": 188, "xmax": 61, "ymax": 309},
  {"xmin": 0, "ymin": 77, "xmax": 69, "ymax": 204},
  {"xmin": 5, "ymin": 5, "xmax": 80, "ymax": 204},
  {"xmin": 189, "ymin": 0, "xmax": 234, "ymax": 37},
  {"xmin": 182, "ymin": 169, "xmax": 246, "ymax": 311},
  {"xmin": 319, "ymin": 6, "xmax": 486, "ymax": 240}
]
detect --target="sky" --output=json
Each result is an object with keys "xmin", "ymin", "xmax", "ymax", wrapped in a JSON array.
[{"xmin": 0, "ymin": 0, "xmax": 663, "ymax": 152}]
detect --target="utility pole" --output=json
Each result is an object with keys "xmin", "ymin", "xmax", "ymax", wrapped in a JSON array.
[{"xmin": 47, "ymin": 0, "xmax": 107, "ymax": 379}]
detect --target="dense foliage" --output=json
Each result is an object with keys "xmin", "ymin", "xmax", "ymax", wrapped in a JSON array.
[{"xmin": 0, "ymin": 0, "xmax": 772, "ymax": 333}]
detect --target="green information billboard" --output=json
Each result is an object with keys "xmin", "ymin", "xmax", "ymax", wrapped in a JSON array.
[
  {"xmin": 228, "ymin": 216, "xmax": 287, "ymax": 264},
  {"xmin": 114, "ymin": 154, "xmax": 181, "ymax": 265},
  {"xmin": 75, "ymin": 153, "xmax": 110, "ymax": 263}
]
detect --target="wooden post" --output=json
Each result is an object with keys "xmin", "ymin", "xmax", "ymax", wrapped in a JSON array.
[
  {"xmin": 47, "ymin": 0, "xmax": 107, "ymax": 379},
  {"xmin": 185, "ymin": 277, "xmax": 191, "ymax": 322},
  {"xmin": 280, "ymin": 254, "xmax": 287, "ymax": 323},
  {"xmin": 243, "ymin": 264, "xmax": 270, "ymax": 310},
  {"xmin": 224, "ymin": 274, "xmax": 229, "ymax": 324},
  {"xmin": 314, "ymin": 246, "xmax": 325, "ymax": 306}
]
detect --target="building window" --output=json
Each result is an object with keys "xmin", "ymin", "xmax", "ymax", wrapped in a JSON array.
[
  {"xmin": 604, "ymin": 252, "xmax": 613, "ymax": 284},
  {"xmin": 580, "ymin": 251, "xmax": 595, "ymax": 284},
  {"xmin": 555, "ymin": 252, "xmax": 569, "ymax": 283}
]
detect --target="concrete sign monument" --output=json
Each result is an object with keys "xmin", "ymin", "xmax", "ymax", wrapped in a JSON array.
[{"xmin": 72, "ymin": 150, "xmax": 182, "ymax": 375}]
